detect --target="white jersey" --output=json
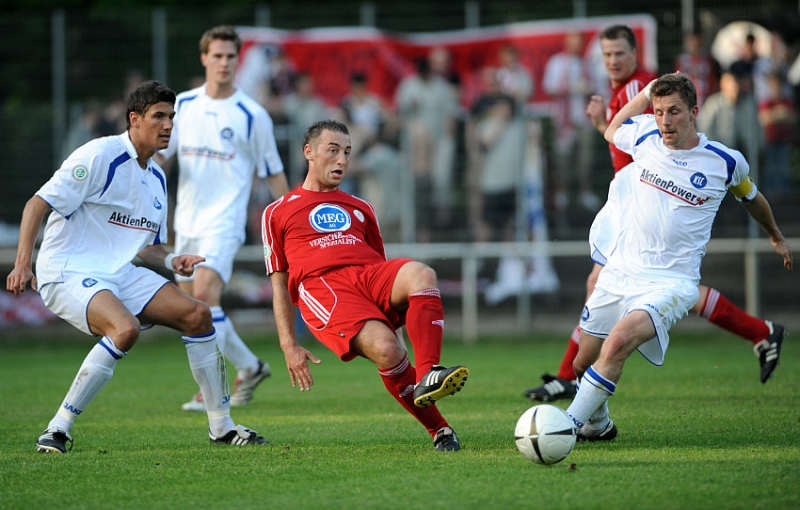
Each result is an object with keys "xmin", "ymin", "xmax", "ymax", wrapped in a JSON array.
[
  {"xmin": 608, "ymin": 115, "xmax": 757, "ymax": 282},
  {"xmin": 35, "ymin": 132, "xmax": 169, "ymax": 286},
  {"xmin": 162, "ymin": 84, "xmax": 284, "ymax": 240}
]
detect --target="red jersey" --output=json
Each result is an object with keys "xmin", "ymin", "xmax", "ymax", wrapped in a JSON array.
[
  {"xmin": 262, "ymin": 186, "xmax": 387, "ymax": 303},
  {"xmin": 607, "ymin": 67, "xmax": 657, "ymax": 172}
]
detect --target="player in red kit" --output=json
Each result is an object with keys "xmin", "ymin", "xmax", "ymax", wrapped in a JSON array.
[
  {"xmin": 523, "ymin": 25, "xmax": 785, "ymax": 407},
  {"xmin": 262, "ymin": 119, "xmax": 468, "ymax": 451}
]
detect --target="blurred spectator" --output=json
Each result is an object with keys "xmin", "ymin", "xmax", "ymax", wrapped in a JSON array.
[
  {"xmin": 97, "ymin": 69, "xmax": 144, "ymax": 136},
  {"xmin": 752, "ymin": 31, "xmax": 792, "ymax": 104},
  {"xmin": 237, "ymin": 44, "xmax": 295, "ymax": 109},
  {"xmin": 395, "ymin": 55, "xmax": 459, "ymax": 241},
  {"xmin": 284, "ymin": 72, "xmax": 332, "ymax": 185},
  {"xmin": 674, "ymin": 29, "xmax": 719, "ymax": 108},
  {"xmin": 542, "ymin": 31, "xmax": 600, "ymax": 214},
  {"xmin": 348, "ymin": 127, "xmax": 404, "ymax": 242},
  {"xmin": 339, "ymin": 73, "xmax": 395, "ymax": 194},
  {"xmin": 758, "ymin": 70, "xmax": 796, "ymax": 200},
  {"xmin": 697, "ymin": 71, "xmax": 764, "ymax": 170},
  {"xmin": 62, "ymin": 99, "xmax": 104, "ymax": 160},
  {"xmin": 465, "ymin": 68, "xmax": 530, "ymax": 303},
  {"xmin": 729, "ymin": 33, "xmax": 757, "ymax": 97},
  {"xmin": 496, "ymin": 45, "xmax": 534, "ymax": 106}
]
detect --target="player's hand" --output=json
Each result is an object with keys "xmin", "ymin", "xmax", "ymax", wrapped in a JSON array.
[
  {"xmin": 586, "ymin": 95, "xmax": 607, "ymax": 132},
  {"xmin": 172, "ymin": 254, "xmax": 206, "ymax": 277},
  {"xmin": 283, "ymin": 344, "xmax": 321, "ymax": 391},
  {"xmin": 6, "ymin": 266, "xmax": 37, "ymax": 294},
  {"xmin": 772, "ymin": 239, "xmax": 793, "ymax": 271}
]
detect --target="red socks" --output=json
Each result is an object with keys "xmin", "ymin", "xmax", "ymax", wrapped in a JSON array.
[
  {"xmin": 700, "ymin": 288, "xmax": 769, "ymax": 344},
  {"xmin": 556, "ymin": 326, "xmax": 581, "ymax": 380},
  {"xmin": 405, "ymin": 289, "xmax": 444, "ymax": 380},
  {"xmin": 378, "ymin": 356, "xmax": 448, "ymax": 437}
]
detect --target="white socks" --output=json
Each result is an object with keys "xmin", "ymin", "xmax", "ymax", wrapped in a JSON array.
[
  {"xmin": 48, "ymin": 336, "xmax": 126, "ymax": 433},
  {"xmin": 183, "ymin": 329, "xmax": 235, "ymax": 436},
  {"xmin": 211, "ymin": 306, "xmax": 259, "ymax": 378},
  {"xmin": 566, "ymin": 365, "xmax": 616, "ymax": 429}
]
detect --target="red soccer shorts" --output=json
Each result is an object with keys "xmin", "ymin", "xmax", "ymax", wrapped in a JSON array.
[{"xmin": 296, "ymin": 258, "xmax": 412, "ymax": 361}]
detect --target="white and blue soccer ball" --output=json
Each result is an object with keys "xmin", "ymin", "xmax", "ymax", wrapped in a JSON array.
[{"xmin": 514, "ymin": 404, "xmax": 576, "ymax": 465}]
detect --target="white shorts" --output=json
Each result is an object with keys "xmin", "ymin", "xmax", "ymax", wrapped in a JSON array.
[
  {"xmin": 173, "ymin": 233, "xmax": 243, "ymax": 284},
  {"xmin": 579, "ymin": 266, "xmax": 698, "ymax": 366},
  {"xmin": 588, "ymin": 164, "xmax": 636, "ymax": 266},
  {"xmin": 39, "ymin": 265, "xmax": 170, "ymax": 336}
]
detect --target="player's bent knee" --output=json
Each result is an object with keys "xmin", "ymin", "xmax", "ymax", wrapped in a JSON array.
[
  {"xmin": 181, "ymin": 299, "xmax": 213, "ymax": 336},
  {"xmin": 106, "ymin": 318, "xmax": 141, "ymax": 351}
]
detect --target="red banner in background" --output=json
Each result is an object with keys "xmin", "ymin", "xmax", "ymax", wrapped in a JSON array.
[{"xmin": 237, "ymin": 14, "xmax": 656, "ymax": 110}]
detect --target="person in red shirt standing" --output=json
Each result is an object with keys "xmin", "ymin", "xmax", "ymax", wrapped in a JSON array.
[
  {"xmin": 523, "ymin": 25, "xmax": 785, "ymax": 408},
  {"xmin": 262, "ymin": 119, "xmax": 468, "ymax": 451}
]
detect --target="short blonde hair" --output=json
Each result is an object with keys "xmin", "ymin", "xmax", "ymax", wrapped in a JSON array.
[{"xmin": 199, "ymin": 25, "xmax": 242, "ymax": 55}]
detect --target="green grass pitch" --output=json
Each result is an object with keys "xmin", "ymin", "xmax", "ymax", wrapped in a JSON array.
[{"xmin": 1, "ymin": 324, "xmax": 798, "ymax": 509}]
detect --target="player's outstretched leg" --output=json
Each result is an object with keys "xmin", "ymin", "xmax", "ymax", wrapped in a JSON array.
[{"xmin": 413, "ymin": 365, "xmax": 469, "ymax": 408}]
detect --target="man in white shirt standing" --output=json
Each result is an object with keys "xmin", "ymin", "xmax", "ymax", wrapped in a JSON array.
[
  {"xmin": 7, "ymin": 80, "xmax": 267, "ymax": 453},
  {"xmin": 566, "ymin": 73, "xmax": 792, "ymax": 442},
  {"xmin": 159, "ymin": 26, "xmax": 290, "ymax": 412}
]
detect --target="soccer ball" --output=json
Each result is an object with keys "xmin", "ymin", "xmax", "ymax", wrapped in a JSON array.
[{"xmin": 514, "ymin": 404, "xmax": 576, "ymax": 465}]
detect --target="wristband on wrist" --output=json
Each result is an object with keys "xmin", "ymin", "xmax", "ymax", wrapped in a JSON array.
[
  {"xmin": 642, "ymin": 79, "xmax": 655, "ymax": 101},
  {"xmin": 164, "ymin": 253, "xmax": 176, "ymax": 271}
]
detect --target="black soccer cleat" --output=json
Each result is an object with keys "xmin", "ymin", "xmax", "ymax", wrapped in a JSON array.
[
  {"xmin": 433, "ymin": 426, "xmax": 461, "ymax": 451},
  {"xmin": 755, "ymin": 321, "xmax": 785, "ymax": 383},
  {"xmin": 36, "ymin": 428, "xmax": 74, "ymax": 454},
  {"xmin": 576, "ymin": 419, "xmax": 617, "ymax": 442},
  {"xmin": 209, "ymin": 425, "xmax": 269, "ymax": 445},
  {"xmin": 523, "ymin": 373, "xmax": 577, "ymax": 402},
  {"xmin": 413, "ymin": 365, "xmax": 469, "ymax": 408}
]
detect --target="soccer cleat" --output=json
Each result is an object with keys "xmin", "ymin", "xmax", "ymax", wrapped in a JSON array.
[
  {"xmin": 230, "ymin": 360, "xmax": 272, "ymax": 406},
  {"xmin": 36, "ymin": 428, "xmax": 74, "ymax": 454},
  {"xmin": 209, "ymin": 425, "xmax": 269, "ymax": 445},
  {"xmin": 755, "ymin": 321, "xmax": 785, "ymax": 383},
  {"xmin": 433, "ymin": 426, "xmax": 460, "ymax": 451},
  {"xmin": 576, "ymin": 419, "xmax": 617, "ymax": 442},
  {"xmin": 523, "ymin": 373, "xmax": 577, "ymax": 402},
  {"xmin": 413, "ymin": 365, "xmax": 469, "ymax": 408},
  {"xmin": 181, "ymin": 391, "xmax": 206, "ymax": 412}
]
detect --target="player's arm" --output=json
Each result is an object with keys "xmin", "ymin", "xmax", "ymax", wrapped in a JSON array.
[
  {"xmin": 266, "ymin": 172, "xmax": 290, "ymax": 199},
  {"xmin": 137, "ymin": 244, "xmax": 206, "ymax": 277},
  {"xmin": 6, "ymin": 195, "xmax": 51, "ymax": 294},
  {"xmin": 270, "ymin": 270, "xmax": 321, "ymax": 391},
  {"xmin": 739, "ymin": 192, "xmax": 793, "ymax": 271},
  {"xmin": 605, "ymin": 80, "xmax": 656, "ymax": 143}
]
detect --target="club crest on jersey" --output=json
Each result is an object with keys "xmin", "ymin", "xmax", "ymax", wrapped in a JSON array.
[
  {"xmin": 689, "ymin": 172, "xmax": 708, "ymax": 189},
  {"xmin": 154, "ymin": 197, "xmax": 163, "ymax": 210},
  {"xmin": 221, "ymin": 127, "xmax": 234, "ymax": 140},
  {"xmin": 82, "ymin": 278, "xmax": 98, "ymax": 288},
  {"xmin": 72, "ymin": 165, "xmax": 88, "ymax": 181},
  {"xmin": 309, "ymin": 204, "xmax": 351, "ymax": 233}
]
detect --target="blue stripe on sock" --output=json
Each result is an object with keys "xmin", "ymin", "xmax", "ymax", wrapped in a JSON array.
[
  {"xmin": 585, "ymin": 366, "xmax": 616, "ymax": 395},
  {"xmin": 182, "ymin": 328, "xmax": 216, "ymax": 344},
  {"xmin": 99, "ymin": 337, "xmax": 125, "ymax": 360}
]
